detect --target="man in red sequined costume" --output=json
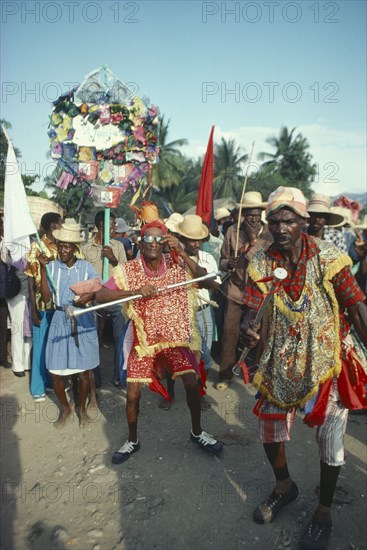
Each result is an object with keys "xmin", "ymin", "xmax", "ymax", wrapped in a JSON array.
[{"xmin": 96, "ymin": 221, "xmax": 223, "ymax": 463}]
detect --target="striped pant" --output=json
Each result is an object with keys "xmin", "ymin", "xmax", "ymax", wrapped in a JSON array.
[{"xmin": 258, "ymin": 380, "xmax": 348, "ymax": 467}]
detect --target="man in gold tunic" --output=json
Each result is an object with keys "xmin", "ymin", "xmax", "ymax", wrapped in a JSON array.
[{"xmin": 240, "ymin": 187, "xmax": 367, "ymax": 550}]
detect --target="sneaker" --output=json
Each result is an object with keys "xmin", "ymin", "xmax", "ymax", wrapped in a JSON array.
[
  {"xmin": 111, "ymin": 440, "xmax": 140, "ymax": 464},
  {"xmin": 33, "ymin": 394, "xmax": 46, "ymax": 403},
  {"xmin": 253, "ymin": 481, "xmax": 299, "ymax": 524},
  {"xmin": 190, "ymin": 431, "xmax": 223, "ymax": 455},
  {"xmin": 298, "ymin": 518, "xmax": 332, "ymax": 550}
]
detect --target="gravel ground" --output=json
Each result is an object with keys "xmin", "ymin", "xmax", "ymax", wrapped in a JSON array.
[{"xmin": 1, "ymin": 343, "xmax": 366, "ymax": 550}]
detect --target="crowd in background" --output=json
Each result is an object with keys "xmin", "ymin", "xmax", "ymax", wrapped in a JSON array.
[{"xmin": 0, "ymin": 191, "xmax": 366, "ymax": 404}]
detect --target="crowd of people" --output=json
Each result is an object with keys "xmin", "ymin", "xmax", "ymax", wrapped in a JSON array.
[{"xmin": 0, "ymin": 187, "xmax": 366, "ymax": 550}]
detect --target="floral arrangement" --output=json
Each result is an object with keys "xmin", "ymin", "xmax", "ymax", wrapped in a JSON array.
[{"xmin": 48, "ymin": 67, "xmax": 160, "ymax": 197}]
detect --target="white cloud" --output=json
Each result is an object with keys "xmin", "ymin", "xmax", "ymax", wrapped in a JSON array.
[{"xmin": 182, "ymin": 124, "xmax": 366, "ymax": 196}]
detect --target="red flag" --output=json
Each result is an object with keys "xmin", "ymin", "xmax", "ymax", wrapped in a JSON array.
[{"xmin": 196, "ymin": 126, "xmax": 215, "ymax": 226}]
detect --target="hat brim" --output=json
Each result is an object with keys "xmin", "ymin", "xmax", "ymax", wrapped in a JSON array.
[
  {"xmin": 307, "ymin": 209, "xmax": 345, "ymax": 227},
  {"xmin": 328, "ymin": 216, "xmax": 353, "ymax": 228},
  {"xmin": 236, "ymin": 202, "xmax": 267, "ymax": 209},
  {"xmin": 176, "ymin": 226, "xmax": 209, "ymax": 240},
  {"xmin": 53, "ymin": 228, "xmax": 85, "ymax": 243}
]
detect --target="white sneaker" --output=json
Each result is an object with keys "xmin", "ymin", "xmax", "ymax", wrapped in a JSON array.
[
  {"xmin": 190, "ymin": 431, "xmax": 223, "ymax": 455},
  {"xmin": 111, "ymin": 440, "xmax": 140, "ymax": 464}
]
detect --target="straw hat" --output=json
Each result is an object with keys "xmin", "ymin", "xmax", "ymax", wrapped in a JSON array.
[
  {"xmin": 52, "ymin": 219, "xmax": 85, "ymax": 243},
  {"xmin": 307, "ymin": 194, "xmax": 344, "ymax": 226},
  {"xmin": 214, "ymin": 207, "xmax": 231, "ymax": 221},
  {"xmin": 266, "ymin": 186, "xmax": 309, "ymax": 219},
  {"xmin": 165, "ymin": 212, "xmax": 184, "ymax": 233},
  {"xmin": 27, "ymin": 196, "xmax": 63, "ymax": 231},
  {"xmin": 176, "ymin": 215, "xmax": 209, "ymax": 240},
  {"xmin": 328, "ymin": 207, "xmax": 355, "ymax": 228},
  {"xmin": 237, "ymin": 191, "xmax": 267, "ymax": 209}
]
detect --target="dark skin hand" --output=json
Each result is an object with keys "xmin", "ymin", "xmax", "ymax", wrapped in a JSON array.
[
  {"xmin": 241, "ymin": 208, "xmax": 263, "ymax": 242},
  {"xmin": 228, "ymin": 208, "xmax": 263, "ymax": 270},
  {"xmin": 101, "ymin": 245, "xmax": 118, "ymax": 267}
]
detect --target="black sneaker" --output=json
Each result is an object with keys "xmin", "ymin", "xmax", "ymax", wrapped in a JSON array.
[
  {"xmin": 253, "ymin": 481, "xmax": 299, "ymax": 524},
  {"xmin": 111, "ymin": 440, "xmax": 140, "ymax": 464},
  {"xmin": 190, "ymin": 431, "xmax": 223, "ymax": 455},
  {"xmin": 298, "ymin": 518, "xmax": 332, "ymax": 550}
]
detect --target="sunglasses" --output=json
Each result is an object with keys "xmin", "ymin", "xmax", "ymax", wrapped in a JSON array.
[{"xmin": 142, "ymin": 235, "xmax": 164, "ymax": 244}]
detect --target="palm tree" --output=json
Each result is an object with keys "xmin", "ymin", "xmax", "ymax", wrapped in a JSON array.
[
  {"xmin": 213, "ymin": 138, "xmax": 248, "ymax": 199},
  {"xmin": 258, "ymin": 126, "xmax": 316, "ymax": 196},
  {"xmin": 157, "ymin": 157, "xmax": 202, "ymax": 213},
  {"xmin": 151, "ymin": 115, "xmax": 188, "ymax": 189}
]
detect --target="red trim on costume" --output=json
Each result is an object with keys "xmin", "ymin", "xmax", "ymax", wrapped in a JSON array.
[
  {"xmin": 238, "ymin": 360, "xmax": 250, "ymax": 384},
  {"xmin": 149, "ymin": 371, "xmax": 171, "ymax": 400},
  {"xmin": 338, "ymin": 349, "xmax": 367, "ymax": 410},
  {"xmin": 253, "ymin": 396, "xmax": 288, "ymax": 420},
  {"xmin": 197, "ymin": 358, "xmax": 207, "ymax": 396},
  {"xmin": 303, "ymin": 379, "xmax": 333, "ymax": 428}
]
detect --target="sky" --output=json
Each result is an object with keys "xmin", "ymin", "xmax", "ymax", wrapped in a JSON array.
[{"xmin": 1, "ymin": 0, "xmax": 366, "ymax": 199}]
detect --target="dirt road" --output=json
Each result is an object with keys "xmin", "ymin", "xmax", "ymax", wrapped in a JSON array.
[{"xmin": 1, "ymin": 345, "xmax": 366, "ymax": 550}]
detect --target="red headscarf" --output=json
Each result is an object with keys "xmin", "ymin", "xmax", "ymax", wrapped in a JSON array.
[{"xmin": 140, "ymin": 220, "xmax": 168, "ymax": 237}]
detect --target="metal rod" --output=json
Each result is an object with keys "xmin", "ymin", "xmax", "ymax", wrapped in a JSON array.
[{"xmin": 65, "ymin": 271, "xmax": 220, "ymax": 319}]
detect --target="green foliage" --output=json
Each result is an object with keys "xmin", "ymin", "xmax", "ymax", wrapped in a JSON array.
[
  {"xmin": 151, "ymin": 157, "xmax": 202, "ymax": 214},
  {"xmin": 256, "ymin": 126, "xmax": 316, "ymax": 198},
  {"xmin": 213, "ymin": 138, "xmax": 248, "ymax": 200},
  {"xmin": 151, "ymin": 115, "xmax": 188, "ymax": 189}
]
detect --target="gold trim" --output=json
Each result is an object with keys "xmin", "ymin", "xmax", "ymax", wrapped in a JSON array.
[
  {"xmin": 126, "ymin": 377, "xmax": 152, "ymax": 384},
  {"xmin": 172, "ymin": 369, "xmax": 197, "ymax": 379},
  {"xmin": 253, "ymin": 366, "xmax": 338, "ymax": 409}
]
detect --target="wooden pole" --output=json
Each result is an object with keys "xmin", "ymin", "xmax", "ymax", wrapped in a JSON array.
[{"xmin": 234, "ymin": 141, "xmax": 255, "ymax": 259}]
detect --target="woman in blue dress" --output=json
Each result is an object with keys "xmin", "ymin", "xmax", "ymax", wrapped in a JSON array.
[{"xmin": 39, "ymin": 220, "xmax": 100, "ymax": 428}]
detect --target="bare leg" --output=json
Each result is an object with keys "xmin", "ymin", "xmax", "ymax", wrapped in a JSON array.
[
  {"xmin": 52, "ymin": 374, "xmax": 74, "ymax": 429},
  {"xmin": 78, "ymin": 371, "xmax": 92, "ymax": 427},
  {"xmin": 181, "ymin": 373, "xmax": 202, "ymax": 435},
  {"xmin": 70, "ymin": 374, "xmax": 79, "ymax": 407},
  {"xmin": 158, "ymin": 374, "xmax": 175, "ymax": 410},
  {"xmin": 87, "ymin": 369, "xmax": 98, "ymax": 411},
  {"xmin": 126, "ymin": 382, "xmax": 141, "ymax": 442}
]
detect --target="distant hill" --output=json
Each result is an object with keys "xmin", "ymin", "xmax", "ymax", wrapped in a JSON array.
[{"xmin": 332, "ymin": 192, "xmax": 367, "ymax": 207}]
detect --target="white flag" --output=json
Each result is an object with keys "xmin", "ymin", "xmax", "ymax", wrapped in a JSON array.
[{"xmin": 2, "ymin": 126, "xmax": 36, "ymax": 260}]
